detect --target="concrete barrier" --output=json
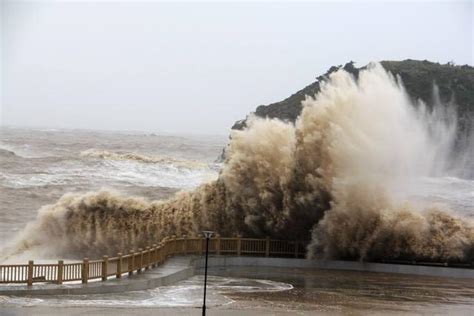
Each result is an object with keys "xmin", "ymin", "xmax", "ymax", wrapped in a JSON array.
[{"xmin": 195, "ymin": 256, "xmax": 474, "ymax": 279}]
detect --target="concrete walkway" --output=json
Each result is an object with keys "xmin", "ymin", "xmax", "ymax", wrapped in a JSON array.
[{"xmin": 1, "ymin": 256, "xmax": 473, "ymax": 296}]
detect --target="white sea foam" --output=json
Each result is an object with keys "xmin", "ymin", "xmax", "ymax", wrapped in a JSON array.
[
  {"xmin": 0, "ymin": 276, "xmax": 292, "ymax": 307},
  {"xmin": 0, "ymin": 158, "xmax": 220, "ymax": 190}
]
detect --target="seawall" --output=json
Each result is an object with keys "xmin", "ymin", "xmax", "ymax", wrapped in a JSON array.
[{"xmin": 196, "ymin": 256, "xmax": 474, "ymax": 279}]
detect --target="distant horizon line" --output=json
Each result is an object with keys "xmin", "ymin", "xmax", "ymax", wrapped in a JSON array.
[{"xmin": 0, "ymin": 124, "xmax": 230, "ymax": 138}]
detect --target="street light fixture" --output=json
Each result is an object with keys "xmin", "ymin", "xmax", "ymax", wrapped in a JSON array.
[{"xmin": 202, "ymin": 230, "xmax": 214, "ymax": 316}]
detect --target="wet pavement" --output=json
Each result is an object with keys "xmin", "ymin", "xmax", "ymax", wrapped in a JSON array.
[{"xmin": 1, "ymin": 266, "xmax": 474, "ymax": 315}]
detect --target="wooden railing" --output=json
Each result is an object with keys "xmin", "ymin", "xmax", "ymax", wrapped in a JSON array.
[{"xmin": 0, "ymin": 236, "xmax": 306, "ymax": 286}]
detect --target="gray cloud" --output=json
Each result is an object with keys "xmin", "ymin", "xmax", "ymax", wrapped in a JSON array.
[{"xmin": 1, "ymin": 0, "xmax": 472, "ymax": 134}]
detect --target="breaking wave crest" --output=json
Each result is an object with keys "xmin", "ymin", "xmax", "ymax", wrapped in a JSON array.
[
  {"xmin": 0, "ymin": 148, "xmax": 17, "ymax": 158},
  {"xmin": 80, "ymin": 149, "xmax": 209, "ymax": 169},
  {"xmin": 5, "ymin": 63, "xmax": 474, "ymax": 263}
]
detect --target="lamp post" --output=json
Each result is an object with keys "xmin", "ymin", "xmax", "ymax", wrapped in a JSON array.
[{"xmin": 202, "ymin": 230, "xmax": 214, "ymax": 316}]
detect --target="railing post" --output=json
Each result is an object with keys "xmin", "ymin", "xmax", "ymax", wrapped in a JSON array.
[
  {"xmin": 102, "ymin": 256, "xmax": 108, "ymax": 281},
  {"xmin": 116, "ymin": 253, "xmax": 122, "ymax": 278},
  {"xmin": 237, "ymin": 236, "xmax": 242, "ymax": 256},
  {"xmin": 159, "ymin": 243, "xmax": 163, "ymax": 262},
  {"xmin": 161, "ymin": 243, "xmax": 166, "ymax": 260},
  {"xmin": 151, "ymin": 244, "xmax": 157, "ymax": 267},
  {"xmin": 216, "ymin": 235, "xmax": 221, "ymax": 256},
  {"xmin": 82, "ymin": 258, "xmax": 89, "ymax": 284},
  {"xmin": 193, "ymin": 236, "xmax": 199, "ymax": 254},
  {"xmin": 172, "ymin": 239, "xmax": 175, "ymax": 256},
  {"xmin": 57, "ymin": 260, "xmax": 64, "ymax": 284},
  {"xmin": 148, "ymin": 246, "xmax": 153, "ymax": 267},
  {"xmin": 158, "ymin": 244, "xmax": 162, "ymax": 263},
  {"xmin": 27, "ymin": 260, "xmax": 34, "ymax": 286},
  {"xmin": 160, "ymin": 244, "xmax": 163, "ymax": 261},
  {"xmin": 128, "ymin": 250, "xmax": 134, "ymax": 276},
  {"xmin": 145, "ymin": 247, "xmax": 150, "ymax": 270},
  {"xmin": 265, "ymin": 237, "xmax": 270, "ymax": 257},
  {"xmin": 294, "ymin": 241, "xmax": 299, "ymax": 258},
  {"xmin": 158, "ymin": 244, "xmax": 162, "ymax": 265},
  {"xmin": 150, "ymin": 244, "xmax": 156, "ymax": 268},
  {"xmin": 183, "ymin": 236, "xmax": 188, "ymax": 255},
  {"xmin": 148, "ymin": 246, "xmax": 152, "ymax": 267},
  {"xmin": 195, "ymin": 236, "xmax": 200, "ymax": 254},
  {"xmin": 137, "ymin": 248, "xmax": 143, "ymax": 273},
  {"xmin": 156, "ymin": 245, "xmax": 161, "ymax": 264}
]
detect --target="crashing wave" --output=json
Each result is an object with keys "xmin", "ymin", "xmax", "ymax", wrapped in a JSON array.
[{"xmin": 5, "ymin": 63, "xmax": 474, "ymax": 263}]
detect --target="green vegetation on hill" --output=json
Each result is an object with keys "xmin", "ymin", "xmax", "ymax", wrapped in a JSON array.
[{"xmin": 232, "ymin": 60, "xmax": 474, "ymax": 130}]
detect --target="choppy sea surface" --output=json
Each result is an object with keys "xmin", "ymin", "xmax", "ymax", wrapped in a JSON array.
[
  {"xmin": 1, "ymin": 126, "xmax": 474, "ymax": 314},
  {"xmin": 0, "ymin": 126, "xmax": 226, "ymax": 245},
  {"xmin": 1, "ymin": 126, "xmax": 473, "ymax": 246},
  {"xmin": 2, "ymin": 126, "xmax": 473, "ymax": 241}
]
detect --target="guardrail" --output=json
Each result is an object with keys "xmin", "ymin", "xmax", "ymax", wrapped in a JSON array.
[
  {"xmin": 2, "ymin": 236, "xmax": 472, "ymax": 287},
  {"xmin": 0, "ymin": 236, "xmax": 306, "ymax": 286}
]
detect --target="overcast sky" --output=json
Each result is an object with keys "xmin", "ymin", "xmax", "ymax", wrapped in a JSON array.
[{"xmin": 1, "ymin": 0, "xmax": 472, "ymax": 135}]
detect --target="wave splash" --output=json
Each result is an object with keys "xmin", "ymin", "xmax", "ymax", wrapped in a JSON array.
[{"xmin": 5, "ymin": 63, "xmax": 474, "ymax": 262}]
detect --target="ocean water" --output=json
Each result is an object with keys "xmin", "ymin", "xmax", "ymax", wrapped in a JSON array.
[
  {"xmin": 0, "ymin": 126, "xmax": 226, "ymax": 245},
  {"xmin": 1, "ymin": 126, "xmax": 474, "ymax": 313},
  {"xmin": 1, "ymin": 126, "xmax": 474, "ymax": 254}
]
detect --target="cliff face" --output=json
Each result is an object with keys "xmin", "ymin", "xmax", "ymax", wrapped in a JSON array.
[{"xmin": 232, "ymin": 60, "xmax": 474, "ymax": 131}]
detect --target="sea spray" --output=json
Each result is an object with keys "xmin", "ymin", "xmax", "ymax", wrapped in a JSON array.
[
  {"xmin": 300, "ymin": 65, "xmax": 473, "ymax": 261},
  {"xmin": 4, "ymin": 63, "xmax": 473, "ymax": 262}
]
